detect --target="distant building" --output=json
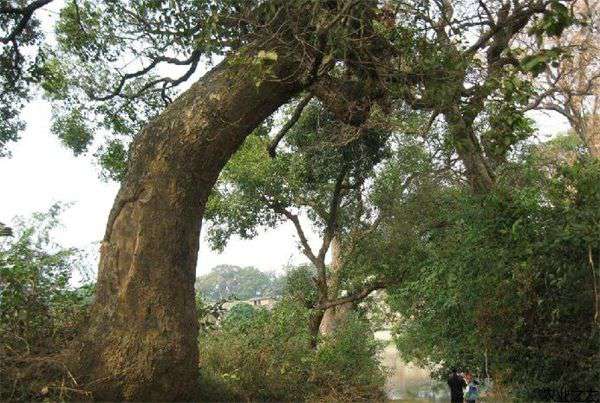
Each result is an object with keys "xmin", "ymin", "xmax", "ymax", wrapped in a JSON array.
[
  {"xmin": 248, "ymin": 296, "xmax": 277, "ymax": 309},
  {"xmin": 222, "ymin": 296, "xmax": 277, "ymax": 311}
]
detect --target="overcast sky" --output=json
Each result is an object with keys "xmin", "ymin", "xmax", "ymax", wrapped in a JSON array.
[
  {"xmin": 0, "ymin": 99, "xmax": 318, "ymax": 278},
  {"xmin": 0, "ymin": 88, "xmax": 570, "ymax": 281}
]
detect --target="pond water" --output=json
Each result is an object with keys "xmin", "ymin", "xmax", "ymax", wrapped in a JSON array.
[{"xmin": 375, "ymin": 330, "xmax": 450, "ymax": 401}]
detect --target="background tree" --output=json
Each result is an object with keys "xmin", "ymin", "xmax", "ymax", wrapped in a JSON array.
[
  {"xmin": 0, "ymin": 0, "xmax": 53, "ymax": 156},
  {"xmin": 374, "ymin": 134, "xmax": 600, "ymax": 397},
  {"xmin": 533, "ymin": 0, "xmax": 600, "ymax": 157},
  {"xmin": 206, "ymin": 100, "xmax": 393, "ymax": 342},
  {"xmin": 387, "ymin": 0, "xmax": 575, "ymax": 192},
  {"xmin": 205, "ymin": 99, "xmax": 445, "ymax": 342},
  {"xmin": 195, "ymin": 264, "xmax": 283, "ymax": 301}
]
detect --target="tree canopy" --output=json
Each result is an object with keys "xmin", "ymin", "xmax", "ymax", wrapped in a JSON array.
[{"xmin": 195, "ymin": 264, "xmax": 282, "ymax": 301}]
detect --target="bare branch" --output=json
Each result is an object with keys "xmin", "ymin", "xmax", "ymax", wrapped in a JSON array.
[
  {"xmin": 268, "ymin": 93, "xmax": 313, "ymax": 157},
  {"xmin": 268, "ymin": 200, "xmax": 320, "ymax": 267},
  {"xmin": 0, "ymin": 0, "xmax": 53, "ymax": 44}
]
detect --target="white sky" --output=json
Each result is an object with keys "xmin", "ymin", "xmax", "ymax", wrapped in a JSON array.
[
  {"xmin": 0, "ymin": 101, "xmax": 570, "ymax": 281},
  {"xmin": 0, "ymin": 99, "xmax": 318, "ymax": 279}
]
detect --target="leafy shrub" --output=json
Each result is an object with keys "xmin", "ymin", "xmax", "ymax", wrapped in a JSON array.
[
  {"xmin": 311, "ymin": 314, "xmax": 385, "ymax": 401},
  {"xmin": 388, "ymin": 147, "xmax": 600, "ymax": 397},
  {"xmin": 0, "ymin": 205, "xmax": 93, "ymax": 400},
  {"xmin": 198, "ymin": 299, "xmax": 385, "ymax": 401}
]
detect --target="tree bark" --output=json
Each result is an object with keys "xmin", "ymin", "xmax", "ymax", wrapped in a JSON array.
[
  {"xmin": 580, "ymin": 114, "xmax": 600, "ymax": 158},
  {"xmin": 319, "ymin": 235, "xmax": 351, "ymax": 336},
  {"xmin": 309, "ymin": 308, "xmax": 326, "ymax": 349},
  {"xmin": 74, "ymin": 46, "xmax": 304, "ymax": 400},
  {"xmin": 445, "ymin": 110, "xmax": 495, "ymax": 194}
]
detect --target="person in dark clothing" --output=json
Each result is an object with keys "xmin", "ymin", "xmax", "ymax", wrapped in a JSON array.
[{"xmin": 448, "ymin": 368, "xmax": 467, "ymax": 403}]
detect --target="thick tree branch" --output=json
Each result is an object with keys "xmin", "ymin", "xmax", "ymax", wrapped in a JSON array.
[
  {"xmin": 315, "ymin": 279, "xmax": 389, "ymax": 310},
  {"xmin": 316, "ymin": 167, "xmax": 347, "ymax": 262}
]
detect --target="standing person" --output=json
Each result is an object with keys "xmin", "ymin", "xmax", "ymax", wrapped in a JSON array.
[
  {"xmin": 464, "ymin": 371, "xmax": 480, "ymax": 403},
  {"xmin": 448, "ymin": 368, "xmax": 467, "ymax": 403}
]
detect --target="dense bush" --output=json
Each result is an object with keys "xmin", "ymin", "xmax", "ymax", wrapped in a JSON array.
[
  {"xmin": 0, "ymin": 205, "xmax": 93, "ymax": 400},
  {"xmin": 387, "ymin": 139, "xmax": 600, "ymax": 398},
  {"xmin": 198, "ymin": 299, "xmax": 385, "ymax": 401}
]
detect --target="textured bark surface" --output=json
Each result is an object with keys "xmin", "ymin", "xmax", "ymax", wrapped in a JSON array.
[
  {"xmin": 319, "ymin": 236, "xmax": 351, "ymax": 335},
  {"xmin": 319, "ymin": 302, "xmax": 352, "ymax": 335},
  {"xmin": 74, "ymin": 47, "xmax": 304, "ymax": 400},
  {"xmin": 579, "ymin": 115, "xmax": 600, "ymax": 158},
  {"xmin": 445, "ymin": 110, "xmax": 495, "ymax": 194}
]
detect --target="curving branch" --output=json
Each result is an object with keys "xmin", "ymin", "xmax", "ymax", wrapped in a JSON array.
[
  {"xmin": 89, "ymin": 49, "xmax": 203, "ymax": 102},
  {"xmin": 267, "ymin": 199, "xmax": 320, "ymax": 268},
  {"xmin": 0, "ymin": 0, "xmax": 53, "ymax": 44},
  {"xmin": 268, "ymin": 93, "xmax": 313, "ymax": 157},
  {"xmin": 314, "ymin": 279, "xmax": 389, "ymax": 310}
]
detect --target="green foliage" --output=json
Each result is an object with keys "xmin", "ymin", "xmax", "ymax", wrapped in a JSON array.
[
  {"xmin": 46, "ymin": 0, "xmax": 392, "ymax": 178},
  {"xmin": 195, "ymin": 264, "xmax": 282, "ymax": 301},
  {"xmin": 195, "ymin": 294, "xmax": 226, "ymax": 331},
  {"xmin": 220, "ymin": 302, "xmax": 257, "ymax": 330},
  {"xmin": 0, "ymin": 205, "xmax": 93, "ymax": 400},
  {"xmin": 311, "ymin": 313, "xmax": 385, "ymax": 399},
  {"xmin": 95, "ymin": 140, "xmax": 128, "ymax": 181},
  {"xmin": 281, "ymin": 264, "xmax": 317, "ymax": 307},
  {"xmin": 0, "ymin": 1, "xmax": 48, "ymax": 156},
  {"xmin": 40, "ymin": 57, "xmax": 70, "ymax": 101},
  {"xmin": 50, "ymin": 108, "xmax": 94, "ymax": 155},
  {"xmin": 205, "ymin": 100, "xmax": 390, "ymax": 251},
  {"xmin": 528, "ymin": 0, "xmax": 576, "ymax": 39},
  {"xmin": 198, "ymin": 299, "xmax": 384, "ymax": 401},
  {"xmin": 520, "ymin": 47, "xmax": 564, "ymax": 76},
  {"xmin": 385, "ymin": 136, "xmax": 600, "ymax": 397}
]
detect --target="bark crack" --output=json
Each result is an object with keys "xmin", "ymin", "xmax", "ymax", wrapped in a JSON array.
[{"xmin": 103, "ymin": 185, "xmax": 146, "ymax": 242}]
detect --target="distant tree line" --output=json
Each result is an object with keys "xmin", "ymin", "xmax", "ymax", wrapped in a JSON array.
[{"xmin": 195, "ymin": 264, "xmax": 284, "ymax": 301}]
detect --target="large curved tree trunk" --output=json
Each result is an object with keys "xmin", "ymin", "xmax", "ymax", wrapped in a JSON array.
[{"xmin": 75, "ymin": 47, "xmax": 304, "ymax": 400}]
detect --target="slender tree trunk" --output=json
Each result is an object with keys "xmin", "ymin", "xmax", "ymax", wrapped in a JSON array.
[
  {"xmin": 74, "ymin": 47, "xmax": 304, "ymax": 400},
  {"xmin": 581, "ymin": 114, "xmax": 600, "ymax": 158},
  {"xmin": 445, "ymin": 110, "xmax": 495, "ymax": 194},
  {"xmin": 319, "ymin": 236, "xmax": 351, "ymax": 336},
  {"xmin": 309, "ymin": 309, "xmax": 326, "ymax": 349}
]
